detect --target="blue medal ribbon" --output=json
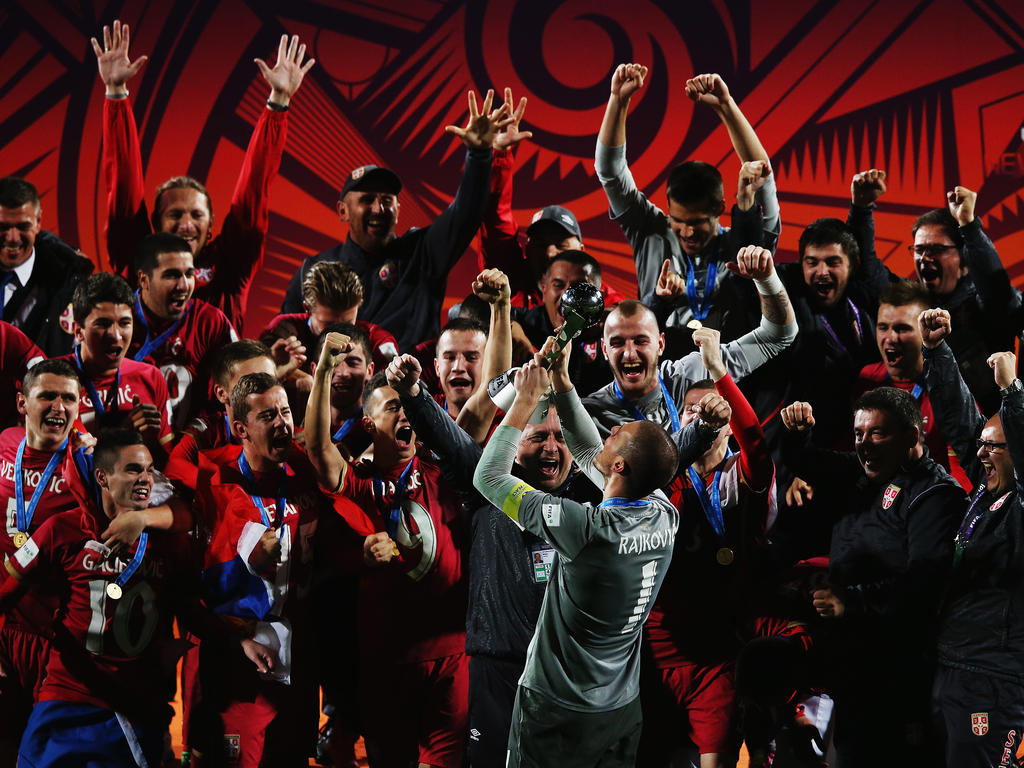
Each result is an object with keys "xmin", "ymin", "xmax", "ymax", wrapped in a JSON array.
[
  {"xmin": 132, "ymin": 290, "xmax": 190, "ymax": 362},
  {"xmin": 14, "ymin": 436, "xmax": 68, "ymax": 533},
  {"xmin": 613, "ymin": 376, "xmax": 681, "ymax": 432},
  {"xmin": 686, "ymin": 448, "xmax": 735, "ymax": 545},
  {"xmin": 236, "ymin": 451, "xmax": 288, "ymax": 530},
  {"xmin": 884, "ymin": 372, "xmax": 924, "ymax": 400},
  {"xmin": 113, "ymin": 532, "xmax": 149, "ymax": 590},
  {"xmin": 597, "ymin": 497, "xmax": 651, "ymax": 509},
  {"xmin": 333, "ymin": 408, "xmax": 362, "ymax": 443},
  {"xmin": 73, "ymin": 347, "xmax": 120, "ymax": 417},
  {"xmin": 374, "ymin": 458, "xmax": 416, "ymax": 540},
  {"xmin": 685, "ymin": 259, "xmax": 718, "ymax": 322}
]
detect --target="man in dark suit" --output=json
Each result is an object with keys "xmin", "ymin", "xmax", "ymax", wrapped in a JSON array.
[{"xmin": 0, "ymin": 177, "xmax": 93, "ymax": 356}]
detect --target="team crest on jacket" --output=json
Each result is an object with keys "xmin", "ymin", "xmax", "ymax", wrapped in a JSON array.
[
  {"xmin": 378, "ymin": 261, "xmax": 397, "ymax": 287},
  {"xmin": 971, "ymin": 712, "xmax": 989, "ymax": 736},
  {"xmin": 882, "ymin": 484, "xmax": 901, "ymax": 509},
  {"xmin": 195, "ymin": 266, "xmax": 214, "ymax": 286},
  {"xmin": 59, "ymin": 303, "xmax": 74, "ymax": 335},
  {"xmin": 990, "ymin": 491, "xmax": 1012, "ymax": 511}
]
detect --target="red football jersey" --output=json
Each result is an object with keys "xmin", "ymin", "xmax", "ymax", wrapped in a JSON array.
[
  {"xmin": 165, "ymin": 412, "xmax": 236, "ymax": 497},
  {"xmin": 261, "ymin": 313, "xmax": 398, "ymax": 372},
  {"xmin": 0, "ymin": 427, "xmax": 78, "ymax": 633},
  {"xmin": 52, "ymin": 355, "xmax": 173, "ymax": 443},
  {"xmin": 339, "ymin": 456, "xmax": 467, "ymax": 664},
  {"xmin": 130, "ymin": 298, "xmax": 237, "ymax": 429},
  {"xmin": 0, "ymin": 321, "xmax": 44, "ymax": 431},
  {"xmin": 7, "ymin": 507, "xmax": 194, "ymax": 722}
]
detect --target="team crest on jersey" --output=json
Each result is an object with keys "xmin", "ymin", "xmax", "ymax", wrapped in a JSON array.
[
  {"xmin": 991, "ymin": 492, "xmax": 1012, "ymax": 511},
  {"xmin": 224, "ymin": 734, "xmax": 241, "ymax": 758},
  {"xmin": 972, "ymin": 712, "xmax": 989, "ymax": 736},
  {"xmin": 59, "ymin": 303, "xmax": 74, "ymax": 335},
  {"xmin": 194, "ymin": 267, "xmax": 214, "ymax": 286},
  {"xmin": 171, "ymin": 337, "xmax": 184, "ymax": 357},
  {"xmin": 882, "ymin": 484, "xmax": 901, "ymax": 509},
  {"xmin": 378, "ymin": 261, "xmax": 398, "ymax": 287}
]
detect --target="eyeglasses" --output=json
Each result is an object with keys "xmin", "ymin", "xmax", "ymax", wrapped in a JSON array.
[
  {"xmin": 908, "ymin": 244, "xmax": 958, "ymax": 258},
  {"xmin": 976, "ymin": 439, "xmax": 1007, "ymax": 453}
]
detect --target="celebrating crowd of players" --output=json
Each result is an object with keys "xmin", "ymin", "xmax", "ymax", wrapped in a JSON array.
[{"xmin": 0, "ymin": 19, "xmax": 1021, "ymax": 768}]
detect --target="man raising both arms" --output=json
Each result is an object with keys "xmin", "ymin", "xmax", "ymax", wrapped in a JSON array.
[
  {"xmin": 474, "ymin": 355, "xmax": 731, "ymax": 766},
  {"xmin": 93, "ymin": 20, "xmax": 313, "ymax": 332}
]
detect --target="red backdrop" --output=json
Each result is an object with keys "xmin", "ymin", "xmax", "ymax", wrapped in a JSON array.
[{"xmin": 4, "ymin": 0, "xmax": 1024, "ymax": 335}]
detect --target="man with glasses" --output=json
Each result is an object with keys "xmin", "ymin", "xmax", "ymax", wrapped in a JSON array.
[{"xmin": 848, "ymin": 171, "xmax": 1021, "ymax": 416}]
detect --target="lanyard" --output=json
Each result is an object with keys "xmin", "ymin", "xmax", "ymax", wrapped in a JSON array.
[
  {"xmin": 597, "ymin": 497, "xmax": 651, "ymax": 509},
  {"xmin": 613, "ymin": 376, "xmax": 681, "ymax": 432},
  {"xmin": 686, "ymin": 449, "xmax": 734, "ymax": 543},
  {"xmin": 954, "ymin": 485, "xmax": 1013, "ymax": 563},
  {"xmin": 14, "ymin": 436, "xmax": 68, "ymax": 533},
  {"xmin": 685, "ymin": 258, "xmax": 718, "ymax": 322},
  {"xmin": 132, "ymin": 290, "xmax": 190, "ymax": 361},
  {"xmin": 74, "ymin": 347, "xmax": 120, "ymax": 417},
  {"xmin": 818, "ymin": 298, "xmax": 863, "ymax": 354},
  {"xmin": 237, "ymin": 451, "xmax": 288, "ymax": 530},
  {"xmin": 113, "ymin": 532, "xmax": 149, "ymax": 589},
  {"xmin": 333, "ymin": 408, "xmax": 362, "ymax": 443},
  {"xmin": 374, "ymin": 458, "xmax": 416, "ymax": 540},
  {"xmin": 884, "ymin": 372, "xmax": 924, "ymax": 401}
]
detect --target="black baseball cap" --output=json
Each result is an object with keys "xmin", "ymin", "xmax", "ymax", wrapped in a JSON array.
[
  {"xmin": 340, "ymin": 165, "xmax": 402, "ymax": 200},
  {"xmin": 526, "ymin": 205, "xmax": 582, "ymax": 242}
]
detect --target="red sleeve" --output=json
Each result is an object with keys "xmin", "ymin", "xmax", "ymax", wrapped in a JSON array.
[
  {"xmin": 366, "ymin": 323, "xmax": 399, "ymax": 369},
  {"xmin": 478, "ymin": 149, "xmax": 530, "ymax": 288},
  {"xmin": 0, "ymin": 321, "xmax": 44, "ymax": 371},
  {"xmin": 333, "ymin": 469, "xmax": 382, "ymax": 537},
  {"xmin": 716, "ymin": 373, "xmax": 774, "ymax": 492},
  {"xmin": 166, "ymin": 433, "xmax": 201, "ymax": 493},
  {"xmin": 205, "ymin": 109, "xmax": 287, "ymax": 330},
  {"xmin": 103, "ymin": 97, "xmax": 152, "ymax": 280}
]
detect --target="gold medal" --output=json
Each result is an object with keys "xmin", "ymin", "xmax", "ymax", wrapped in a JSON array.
[
  {"xmin": 12, "ymin": 532, "xmax": 27, "ymax": 548},
  {"xmin": 687, "ymin": 319, "xmax": 703, "ymax": 330},
  {"xmin": 106, "ymin": 583, "xmax": 123, "ymax": 600},
  {"xmin": 716, "ymin": 547, "xmax": 735, "ymax": 566}
]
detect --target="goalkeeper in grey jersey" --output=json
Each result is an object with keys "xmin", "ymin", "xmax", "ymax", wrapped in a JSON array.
[{"xmin": 474, "ymin": 350, "xmax": 732, "ymax": 767}]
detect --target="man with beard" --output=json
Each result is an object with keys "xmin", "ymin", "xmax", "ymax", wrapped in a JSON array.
[
  {"xmin": 854, "ymin": 280, "xmax": 964, "ymax": 482},
  {"xmin": 848, "ymin": 170, "xmax": 1020, "ymax": 416},
  {"xmin": 0, "ymin": 177, "xmax": 93, "ymax": 356},
  {"xmin": 130, "ymin": 232, "xmax": 236, "ymax": 429},
  {"xmin": 596, "ymin": 67, "xmax": 779, "ymax": 354},
  {"xmin": 582, "ymin": 245, "xmax": 796, "ymax": 439},
  {"xmin": 922, "ymin": 311, "xmax": 1024, "ymax": 764},
  {"xmin": 93, "ymin": 21, "xmax": 313, "ymax": 333},
  {"xmin": 307, "ymin": 334, "xmax": 469, "ymax": 768},
  {"xmin": 512, "ymin": 250, "xmax": 612, "ymax": 397},
  {"xmin": 780, "ymin": 389, "xmax": 965, "ymax": 766},
  {"xmin": 384, "ymin": 351, "xmax": 602, "ymax": 767},
  {"xmin": 54, "ymin": 273, "xmax": 172, "ymax": 463},
  {"xmin": 281, "ymin": 91, "xmax": 512, "ymax": 351}
]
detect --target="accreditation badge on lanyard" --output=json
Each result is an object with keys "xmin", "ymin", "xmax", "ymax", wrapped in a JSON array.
[{"xmin": 529, "ymin": 538, "xmax": 555, "ymax": 583}]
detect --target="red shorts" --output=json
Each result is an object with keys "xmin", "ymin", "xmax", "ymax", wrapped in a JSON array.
[
  {"xmin": 360, "ymin": 652, "xmax": 468, "ymax": 768},
  {"xmin": 0, "ymin": 624, "xmax": 51, "ymax": 740},
  {"xmin": 641, "ymin": 657, "xmax": 736, "ymax": 756}
]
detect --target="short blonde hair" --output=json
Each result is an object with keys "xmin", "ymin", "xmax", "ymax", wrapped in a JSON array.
[{"xmin": 302, "ymin": 261, "xmax": 364, "ymax": 311}]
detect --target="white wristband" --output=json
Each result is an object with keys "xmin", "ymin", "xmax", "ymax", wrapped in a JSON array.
[{"xmin": 754, "ymin": 271, "xmax": 784, "ymax": 296}]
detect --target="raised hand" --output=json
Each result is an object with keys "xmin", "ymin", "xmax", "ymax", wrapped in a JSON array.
[
  {"xmin": 696, "ymin": 392, "xmax": 732, "ymax": 431},
  {"xmin": 736, "ymin": 161, "xmax": 772, "ymax": 210},
  {"xmin": 270, "ymin": 336, "xmax": 307, "ymax": 378},
  {"xmin": 317, "ymin": 331, "xmax": 353, "ymax": 372},
  {"xmin": 444, "ymin": 89, "xmax": 513, "ymax": 150},
  {"xmin": 693, "ymin": 327, "xmax": 726, "ymax": 381},
  {"xmin": 539, "ymin": 331, "xmax": 572, "ymax": 393},
  {"xmin": 472, "ymin": 268, "xmax": 511, "ymax": 305},
  {"xmin": 493, "ymin": 87, "xmax": 533, "ymax": 152},
  {"xmin": 610, "ymin": 63, "xmax": 648, "ymax": 101},
  {"xmin": 918, "ymin": 308, "xmax": 951, "ymax": 349},
  {"xmin": 655, "ymin": 259, "xmax": 685, "ymax": 299},
  {"xmin": 988, "ymin": 351, "xmax": 1018, "ymax": 390},
  {"xmin": 385, "ymin": 354, "xmax": 423, "ymax": 397},
  {"xmin": 684, "ymin": 73, "xmax": 731, "ymax": 109},
  {"xmin": 947, "ymin": 185, "xmax": 977, "ymax": 226},
  {"xmin": 785, "ymin": 476, "xmax": 814, "ymax": 508},
  {"xmin": 90, "ymin": 20, "xmax": 147, "ymax": 95},
  {"xmin": 129, "ymin": 395, "xmax": 162, "ymax": 437},
  {"xmin": 726, "ymin": 245, "xmax": 775, "ymax": 281},
  {"xmin": 780, "ymin": 401, "xmax": 815, "ymax": 432},
  {"xmin": 255, "ymin": 34, "xmax": 315, "ymax": 108},
  {"xmin": 513, "ymin": 357, "xmax": 551, "ymax": 406},
  {"xmin": 851, "ymin": 169, "xmax": 887, "ymax": 208}
]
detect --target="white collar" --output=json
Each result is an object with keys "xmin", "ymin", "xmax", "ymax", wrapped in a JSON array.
[{"xmin": 9, "ymin": 248, "xmax": 35, "ymax": 287}]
